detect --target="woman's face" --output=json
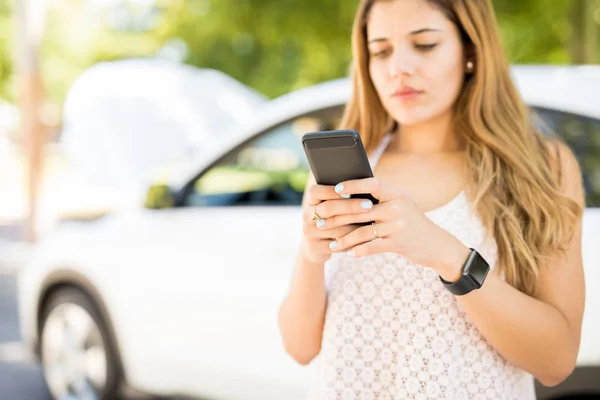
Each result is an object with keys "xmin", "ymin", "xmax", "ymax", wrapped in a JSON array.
[{"xmin": 367, "ymin": 0, "xmax": 468, "ymax": 127}]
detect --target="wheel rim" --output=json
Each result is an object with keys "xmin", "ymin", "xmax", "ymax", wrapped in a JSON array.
[{"xmin": 41, "ymin": 302, "xmax": 108, "ymax": 399}]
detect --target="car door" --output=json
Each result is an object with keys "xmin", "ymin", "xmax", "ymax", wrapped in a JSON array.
[{"xmin": 131, "ymin": 109, "xmax": 343, "ymax": 399}]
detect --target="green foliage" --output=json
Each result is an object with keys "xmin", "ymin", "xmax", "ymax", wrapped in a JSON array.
[
  {"xmin": 2, "ymin": 0, "xmax": 599, "ymax": 109},
  {"xmin": 166, "ymin": 0, "xmax": 356, "ymax": 98},
  {"xmin": 0, "ymin": 0, "xmax": 13, "ymax": 100},
  {"xmin": 39, "ymin": 0, "xmax": 169, "ymax": 108},
  {"xmin": 495, "ymin": 0, "xmax": 573, "ymax": 63}
]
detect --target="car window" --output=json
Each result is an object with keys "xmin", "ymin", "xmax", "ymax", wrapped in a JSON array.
[
  {"xmin": 533, "ymin": 107, "xmax": 600, "ymax": 207},
  {"xmin": 183, "ymin": 107, "xmax": 344, "ymax": 207},
  {"xmin": 183, "ymin": 104, "xmax": 599, "ymax": 208}
]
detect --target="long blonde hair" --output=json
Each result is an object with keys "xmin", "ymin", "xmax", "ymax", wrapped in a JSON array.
[{"xmin": 340, "ymin": 0, "xmax": 583, "ymax": 297}]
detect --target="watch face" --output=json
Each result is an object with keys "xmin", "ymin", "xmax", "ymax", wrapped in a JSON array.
[{"xmin": 468, "ymin": 252, "xmax": 489, "ymax": 285}]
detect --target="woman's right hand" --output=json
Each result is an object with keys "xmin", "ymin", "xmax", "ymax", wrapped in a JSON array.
[{"xmin": 301, "ymin": 183, "xmax": 375, "ymax": 264}]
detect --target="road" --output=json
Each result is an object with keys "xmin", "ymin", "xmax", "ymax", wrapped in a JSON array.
[{"xmin": 0, "ymin": 272, "xmax": 52, "ymax": 400}]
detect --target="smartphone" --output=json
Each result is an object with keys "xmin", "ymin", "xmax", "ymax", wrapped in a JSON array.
[{"xmin": 301, "ymin": 129, "xmax": 379, "ymax": 205}]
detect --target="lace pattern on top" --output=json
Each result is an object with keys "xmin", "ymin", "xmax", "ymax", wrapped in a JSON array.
[{"xmin": 309, "ymin": 136, "xmax": 536, "ymax": 400}]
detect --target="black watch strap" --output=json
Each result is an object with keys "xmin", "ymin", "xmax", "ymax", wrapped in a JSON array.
[{"xmin": 440, "ymin": 249, "xmax": 490, "ymax": 296}]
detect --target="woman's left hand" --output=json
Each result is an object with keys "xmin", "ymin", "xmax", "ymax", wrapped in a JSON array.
[{"xmin": 330, "ymin": 177, "xmax": 470, "ymax": 281}]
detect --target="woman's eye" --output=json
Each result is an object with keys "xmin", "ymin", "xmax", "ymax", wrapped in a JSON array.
[
  {"xmin": 371, "ymin": 49, "xmax": 391, "ymax": 58},
  {"xmin": 415, "ymin": 43, "xmax": 438, "ymax": 51}
]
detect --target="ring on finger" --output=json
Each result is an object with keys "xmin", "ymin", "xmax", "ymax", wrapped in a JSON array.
[
  {"xmin": 371, "ymin": 221, "xmax": 379, "ymax": 239},
  {"xmin": 312, "ymin": 206, "xmax": 322, "ymax": 221}
]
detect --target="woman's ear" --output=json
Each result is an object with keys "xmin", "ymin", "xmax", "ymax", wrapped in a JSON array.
[
  {"xmin": 464, "ymin": 46, "xmax": 477, "ymax": 75},
  {"xmin": 466, "ymin": 60, "xmax": 475, "ymax": 74}
]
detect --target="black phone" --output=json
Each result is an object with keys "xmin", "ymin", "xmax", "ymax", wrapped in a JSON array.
[{"xmin": 301, "ymin": 129, "xmax": 379, "ymax": 205}]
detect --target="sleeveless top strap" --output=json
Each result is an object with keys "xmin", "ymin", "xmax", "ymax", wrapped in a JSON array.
[{"xmin": 368, "ymin": 133, "xmax": 394, "ymax": 168}]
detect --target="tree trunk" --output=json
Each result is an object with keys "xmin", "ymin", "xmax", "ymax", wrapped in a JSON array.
[
  {"xmin": 14, "ymin": 0, "xmax": 46, "ymax": 243},
  {"xmin": 584, "ymin": 0, "xmax": 598, "ymax": 63},
  {"xmin": 571, "ymin": 0, "xmax": 599, "ymax": 64}
]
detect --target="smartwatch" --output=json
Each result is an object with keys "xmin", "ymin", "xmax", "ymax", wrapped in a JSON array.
[{"xmin": 440, "ymin": 248, "xmax": 490, "ymax": 296}]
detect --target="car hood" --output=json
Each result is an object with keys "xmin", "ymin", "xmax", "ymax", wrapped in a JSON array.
[{"xmin": 59, "ymin": 59, "xmax": 268, "ymax": 202}]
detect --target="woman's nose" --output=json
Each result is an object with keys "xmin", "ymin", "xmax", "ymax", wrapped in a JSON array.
[{"xmin": 389, "ymin": 48, "xmax": 416, "ymax": 77}]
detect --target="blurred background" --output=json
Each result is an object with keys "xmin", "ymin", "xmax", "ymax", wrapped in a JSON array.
[
  {"xmin": 0, "ymin": 0, "xmax": 599, "ymax": 400},
  {"xmin": 0, "ymin": 0, "xmax": 598, "ymax": 240}
]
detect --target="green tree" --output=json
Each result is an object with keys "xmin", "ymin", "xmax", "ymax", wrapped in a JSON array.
[
  {"xmin": 0, "ymin": 0, "xmax": 13, "ymax": 100},
  {"xmin": 160, "ymin": 0, "xmax": 356, "ymax": 98},
  {"xmin": 570, "ymin": 0, "xmax": 600, "ymax": 63},
  {"xmin": 157, "ymin": 0, "xmax": 600, "ymax": 97},
  {"xmin": 1, "ymin": 0, "xmax": 599, "ymax": 108},
  {"xmin": 494, "ymin": 0, "xmax": 573, "ymax": 63},
  {"xmin": 40, "ymin": 0, "xmax": 169, "ymax": 110}
]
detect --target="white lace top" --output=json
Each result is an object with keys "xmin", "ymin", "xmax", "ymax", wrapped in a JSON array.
[{"xmin": 307, "ymin": 135, "xmax": 536, "ymax": 400}]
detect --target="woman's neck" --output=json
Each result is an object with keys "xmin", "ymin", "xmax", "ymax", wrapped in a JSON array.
[{"xmin": 393, "ymin": 112, "xmax": 463, "ymax": 155}]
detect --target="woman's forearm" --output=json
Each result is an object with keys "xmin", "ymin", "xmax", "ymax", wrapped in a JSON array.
[
  {"xmin": 278, "ymin": 246, "xmax": 328, "ymax": 365},
  {"xmin": 453, "ymin": 270, "xmax": 578, "ymax": 387}
]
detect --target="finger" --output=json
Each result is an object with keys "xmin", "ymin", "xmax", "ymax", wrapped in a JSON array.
[
  {"xmin": 303, "ymin": 200, "xmax": 336, "ymax": 223},
  {"xmin": 314, "ymin": 198, "xmax": 375, "ymax": 220},
  {"xmin": 303, "ymin": 204, "xmax": 321, "ymax": 224},
  {"xmin": 307, "ymin": 235, "xmax": 361, "ymax": 258},
  {"xmin": 332, "ymin": 221, "xmax": 396, "ymax": 251},
  {"xmin": 311, "ymin": 239, "xmax": 340, "ymax": 256},
  {"xmin": 304, "ymin": 223, "xmax": 359, "ymax": 240},
  {"xmin": 305, "ymin": 184, "xmax": 346, "ymax": 206},
  {"xmin": 328, "ymin": 223, "xmax": 375, "ymax": 252},
  {"xmin": 324, "ymin": 201, "xmax": 400, "ymax": 228},
  {"xmin": 303, "ymin": 198, "xmax": 372, "ymax": 224},
  {"xmin": 334, "ymin": 178, "xmax": 396, "ymax": 203},
  {"xmin": 349, "ymin": 238, "xmax": 393, "ymax": 258}
]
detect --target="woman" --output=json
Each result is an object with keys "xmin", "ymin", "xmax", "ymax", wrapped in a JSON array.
[{"xmin": 278, "ymin": 0, "xmax": 585, "ymax": 399}]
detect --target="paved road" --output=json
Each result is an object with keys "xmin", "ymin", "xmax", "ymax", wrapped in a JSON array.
[{"xmin": 0, "ymin": 272, "xmax": 52, "ymax": 400}]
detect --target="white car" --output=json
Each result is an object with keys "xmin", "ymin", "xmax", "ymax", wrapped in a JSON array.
[
  {"xmin": 59, "ymin": 58, "xmax": 268, "ymax": 197},
  {"xmin": 18, "ymin": 65, "xmax": 600, "ymax": 400}
]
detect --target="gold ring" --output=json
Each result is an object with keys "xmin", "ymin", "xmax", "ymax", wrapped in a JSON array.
[
  {"xmin": 312, "ymin": 207, "xmax": 322, "ymax": 221},
  {"xmin": 371, "ymin": 222, "xmax": 379, "ymax": 239}
]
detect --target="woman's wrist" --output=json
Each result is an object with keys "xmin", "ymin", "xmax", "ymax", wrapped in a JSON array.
[
  {"xmin": 435, "ymin": 239, "xmax": 471, "ymax": 282},
  {"xmin": 300, "ymin": 242, "xmax": 329, "ymax": 268}
]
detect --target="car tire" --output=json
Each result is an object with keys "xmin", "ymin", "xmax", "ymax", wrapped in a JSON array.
[{"xmin": 40, "ymin": 287, "xmax": 123, "ymax": 400}]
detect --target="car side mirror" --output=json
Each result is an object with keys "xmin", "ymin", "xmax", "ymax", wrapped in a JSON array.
[{"xmin": 144, "ymin": 183, "xmax": 175, "ymax": 209}]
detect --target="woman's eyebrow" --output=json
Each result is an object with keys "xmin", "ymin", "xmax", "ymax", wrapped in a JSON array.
[
  {"xmin": 367, "ymin": 28, "xmax": 442, "ymax": 44},
  {"xmin": 409, "ymin": 28, "xmax": 442, "ymax": 35}
]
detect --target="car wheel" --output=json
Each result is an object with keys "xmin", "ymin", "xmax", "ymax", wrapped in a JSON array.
[{"xmin": 40, "ymin": 287, "xmax": 122, "ymax": 400}]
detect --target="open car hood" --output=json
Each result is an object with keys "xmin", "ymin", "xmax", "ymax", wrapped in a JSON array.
[{"xmin": 59, "ymin": 59, "xmax": 267, "ymax": 202}]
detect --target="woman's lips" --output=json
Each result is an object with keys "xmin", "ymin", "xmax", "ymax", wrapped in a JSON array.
[{"xmin": 392, "ymin": 87, "xmax": 424, "ymax": 101}]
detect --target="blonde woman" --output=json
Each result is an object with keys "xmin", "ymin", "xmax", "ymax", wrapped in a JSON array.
[{"xmin": 278, "ymin": 0, "xmax": 585, "ymax": 398}]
